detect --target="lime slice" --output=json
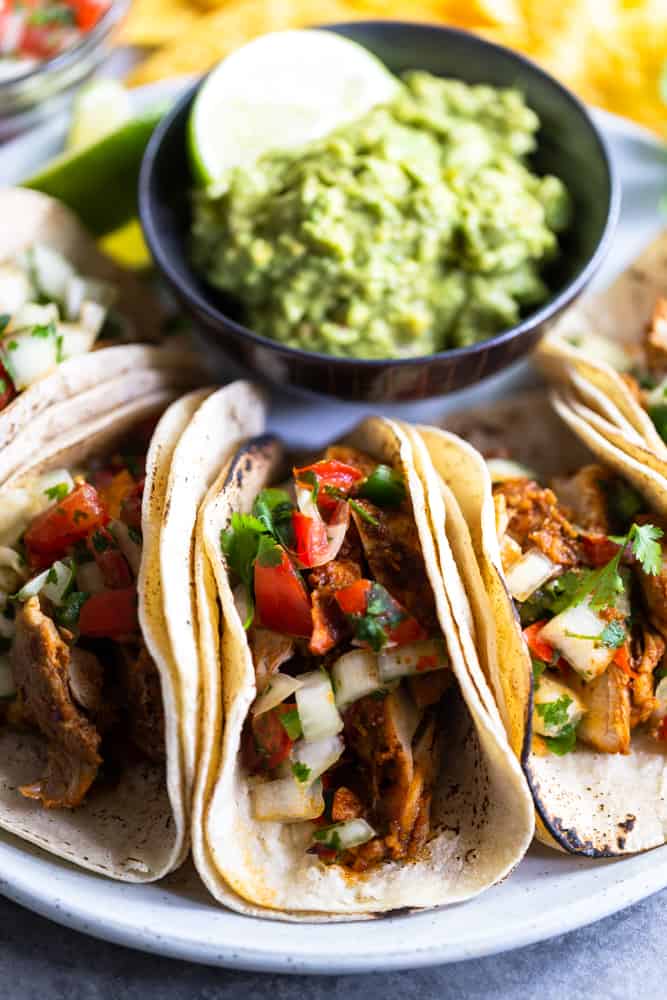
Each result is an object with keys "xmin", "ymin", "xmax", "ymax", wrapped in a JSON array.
[
  {"xmin": 67, "ymin": 79, "xmax": 132, "ymax": 152},
  {"xmin": 188, "ymin": 29, "xmax": 399, "ymax": 186},
  {"xmin": 23, "ymin": 107, "xmax": 165, "ymax": 237}
]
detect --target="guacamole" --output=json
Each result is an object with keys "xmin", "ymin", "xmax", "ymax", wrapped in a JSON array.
[{"xmin": 192, "ymin": 72, "xmax": 571, "ymax": 359}]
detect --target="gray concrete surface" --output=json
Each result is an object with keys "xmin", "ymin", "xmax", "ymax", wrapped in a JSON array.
[{"xmin": 0, "ymin": 888, "xmax": 663, "ymax": 999}]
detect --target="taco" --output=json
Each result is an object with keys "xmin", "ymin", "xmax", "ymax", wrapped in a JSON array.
[
  {"xmin": 536, "ymin": 230, "xmax": 667, "ymax": 476},
  {"xmin": 0, "ymin": 188, "xmax": 202, "ymax": 482},
  {"xmin": 191, "ymin": 417, "xmax": 533, "ymax": 917},
  {"xmin": 0, "ymin": 390, "xmax": 193, "ymax": 879},
  {"xmin": 420, "ymin": 392, "xmax": 667, "ymax": 856}
]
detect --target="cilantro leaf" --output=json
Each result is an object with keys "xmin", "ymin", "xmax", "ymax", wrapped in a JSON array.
[
  {"xmin": 531, "ymin": 656, "xmax": 546, "ymax": 682},
  {"xmin": 30, "ymin": 321, "xmax": 56, "ymax": 340},
  {"xmin": 220, "ymin": 513, "xmax": 266, "ymax": 624},
  {"xmin": 252, "ymin": 488, "xmax": 294, "ymax": 548},
  {"xmin": 535, "ymin": 695, "xmax": 572, "ymax": 732},
  {"xmin": 44, "ymin": 482, "xmax": 69, "ymax": 502},
  {"xmin": 256, "ymin": 534, "xmax": 283, "ymax": 568},
  {"xmin": 54, "ymin": 591, "xmax": 88, "ymax": 628},
  {"xmin": 629, "ymin": 522, "xmax": 663, "ymax": 576},
  {"xmin": 279, "ymin": 709, "xmax": 302, "ymax": 741},
  {"xmin": 545, "ymin": 725, "xmax": 577, "ymax": 755},
  {"xmin": 291, "ymin": 762, "xmax": 311, "ymax": 783},
  {"xmin": 0, "ymin": 315, "xmax": 9, "ymax": 335},
  {"xmin": 599, "ymin": 620, "xmax": 626, "ymax": 649}
]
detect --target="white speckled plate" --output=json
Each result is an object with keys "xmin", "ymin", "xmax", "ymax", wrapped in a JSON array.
[{"xmin": 0, "ymin": 78, "xmax": 666, "ymax": 973}]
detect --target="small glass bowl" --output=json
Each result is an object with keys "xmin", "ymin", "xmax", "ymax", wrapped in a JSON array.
[{"xmin": 0, "ymin": 0, "xmax": 130, "ymax": 141}]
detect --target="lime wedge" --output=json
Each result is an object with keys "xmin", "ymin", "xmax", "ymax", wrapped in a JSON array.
[
  {"xmin": 67, "ymin": 79, "xmax": 132, "ymax": 152},
  {"xmin": 23, "ymin": 107, "xmax": 165, "ymax": 236},
  {"xmin": 188, "ymin": 29, "xmax": 399, "ymax": 186}
]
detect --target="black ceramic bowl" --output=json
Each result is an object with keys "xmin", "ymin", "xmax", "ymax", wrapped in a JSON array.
[{"xmin": 139, "ymin": 21, "xmax": 619, "ymax": 402}]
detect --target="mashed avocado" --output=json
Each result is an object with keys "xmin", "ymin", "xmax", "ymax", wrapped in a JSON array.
[{"xmin": 192, "ymin": 72, "xmax": 571, "ymax": 359}]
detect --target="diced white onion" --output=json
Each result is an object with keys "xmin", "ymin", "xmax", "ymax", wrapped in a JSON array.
[
  {"xmin": 10, "ymin": 302, "xmax": 59, "ymax": 331},
  {"xmin": 251, "ymin": 776, "xmax": 324, "ymax": 822},
  {"xmin": 539, "ymin": 602, "xmax": 616, "ymax": 682},
  {"xmin": 378, "ymin": 639, "xmax": 448, "ymax": 682},
  {"xmin": 486, "ymin": 458, "xmax": 537, "ymax": 483},
  {"xmin": 57, "ymin": 322, "xmax": 97, "ymax": 361},
  {"xmin": 16, "ymin": 568, "xmax": 50, "ymax": 602},
  {"xmin": 109, "ymin": 519, "xmax": 142, "ymax": 576},
  {"xmin": 28, "ymin": 245, "xmax": 74, "ymax": 304},
  {"xmin": 42, "ymin": 560, "xmax": 73, "ymax": 607},
  {"xmin": 295, "ymin": 669, "xmax": 343, "ymax": 742},
  {"xmin": 253, "ymin": 672, "xmax": 303, "ymax": 717},
  {"xmin": 332, "ymin": 649, "xmax": 382, "ymax": 709},
  {"xmin": 1, "ymin": 331, "xmax": 57, "ymax": 390},
  {"xmin": 0, "ymin": 264, "xmax": 31, "ymax": 314},
  {"xmin": 533, "ymin": 674, "xmax": 586, "ymax": 737},
  {"xmin": 0, "ymin": 656, "xmax": 16, "ymax": 700},
  {"xmin": 291, "ymin": 735, "xmax": 344, "ymax": 783},
  {"xmin": 79, "ymin": 300, "xmax": 107, "ymax": 339},
  {"xmin": 505, "ymin": 548, "xmax": 558, "ymax": 602},
  {"xmin": 312, "ymin": 818, "xmax": 376, "ymax": 851},
  {"xmin": 75, "ymin": 561, "xmax": 106, "ymax": 596},
  {"xmin": 37, "ymin": 469, "xmax": 75, "ymax": 500}
]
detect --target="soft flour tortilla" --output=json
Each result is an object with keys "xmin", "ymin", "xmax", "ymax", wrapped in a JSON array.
[
  {"xmin": 536, "ymin": 229, "xmax": 667, "ymax": 471},
  {"xmin": 192, "ymin": 418, "xmax": 534, "ymax": 918},
  {"xmin": 0, "ymin": 346, "xmax": 205, "ymax": 485},
  {"xmin": 0, "ymin": 189, "xmax": 195, "ymax": 477},
  {"xmin": 424, "ymin": 391, "xmax": 667, "ymax": 856},
  {"xmin": 158, "ymin": 381, "xmax": 267, "ymax": 793},
  {"xmin": 0, "ymin": 390, "xmax": 188, "ymax": 880}
]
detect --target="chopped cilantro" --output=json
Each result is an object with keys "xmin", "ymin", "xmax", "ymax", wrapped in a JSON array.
[
  {"xmin": 291, "ymin": 762, "xmax": 311, "ymax": 783},
  {"xmin": 252, "ymin": 488, "xmax": 294, "ymax": 548},
  {"xmin": 46, "ymin": 566, "xmax": 58, "ymax": 585},
  {"xmin": 44, "ymin": 482, "xmax": 69, "ymax": 502},
  {"xmin": 349, "ymin": 499, "xmax": 379, "ymax": 527},
  {"xmin": 28, "ymin": 5, "xmax": 75, "ymax": 25},
  {"xmin": 599, "ymin": 620, "xmax": 626, "ymax": 649},
  {"xmin": 220, "ymin": 512, "xmax": 266, "ymax": 626},
  {"xmin": 55, "ymin": 333, "xmax": 64, "ymax": 364},
  {"xmin": 0, "ymin": 379, "xmax": 6, "ymax": 394},
  {"xmin": 531, "ymin": 656, "xmax": 546, "ymax": 682},
  {"xmin": 54, "ymin": 591, "xmax": 88, "ymax": 628},
  {"xmin": 30, "ymin": 321, "xmax": 56, "ymax": 340},
  {"xmin": 626, "ymin": 522, "xmax": 663, "ymax": 576},
  {"xmin": 0, "ymin": 315, "xmax": 9, "ymax": 335},
  {"xmin": 535, "ymin": 695, "xmax": 572, "ymax": 732},
  {"xmin": 348, "ymin": 582, "xmax": 407, "ymax": 652},
  {"xmin": 256, "ymin": 534, "xmax": 283, "ymax": 568},
  {"xmin": 279, "ymin": 708, "xmax": 302, "ymax": 741},
  {"xmin": 7, "ymin": 340, "xmax": 18, "ymax": 352},
  {"xmin": 312, "ymin": 825, "xmax": 343, "ymax": 851},
  {"xmin": 91, "ymin": 530, "xmax": 110, "ymax": 553},
  {"xmin": 128, "ymin": 526, "xmax": 142, "ymax": 545},
  {"xmin": 545, "ymin": 726, "xmax": 577, "ymax": 755}
]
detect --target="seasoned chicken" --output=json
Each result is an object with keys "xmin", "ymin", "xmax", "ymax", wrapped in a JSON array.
[
  {"xmin": 324, "ymin": 445, "xmax": 377, "ymax": 479},
  {"xmin": 492, "ymin": 478, "xmax": 580, "ymax": 567},
  {"xmin": 11, "ymin": 597, "xmax": 101, "ymax": 808},
  {"xmin": 577, "ymin": 665, "xmax": 631, "ymax": 754},
  {"xmin": 551, "ymin": 465, "xmax": 611, "ymax": 534},
  {"xmin": 308, "ymin": 558, "xmax": 361, "ymax": 656},
  {"xmin": 350, "ymin": 500, "xmax": 438, "ymax": 632},
  {"xmin": 119, "ymin": 643, "xmax": 166, "ymax": 762},
  {"xmin": 631, "ymin": 627, "xmax": 664, "ymax": 727}
]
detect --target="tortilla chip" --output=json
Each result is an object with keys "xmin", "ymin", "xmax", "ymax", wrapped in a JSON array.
[{"xmin": 118, "ymin": 0, "xmax": 200, "ymax": 47}]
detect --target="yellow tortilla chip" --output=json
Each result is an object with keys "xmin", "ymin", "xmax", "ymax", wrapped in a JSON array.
[{"xmin": 118, "ymin": 0, "xmax": 200, "ymax": 46}]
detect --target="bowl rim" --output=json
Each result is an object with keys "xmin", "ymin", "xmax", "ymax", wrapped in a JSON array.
[
  {"xmin": 0, "ymin": 0, "xmax": 130, "ymax": 93},
  {"xmin": 140, "ymin": 19, "xmax": 621, "ymax": 372}
]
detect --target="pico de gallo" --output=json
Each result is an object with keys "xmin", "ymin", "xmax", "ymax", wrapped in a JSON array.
[
  {"xmin": 0, "ymin": 243, "xmax": 116, "ymax": 412},
  {"xmin": 0, "ymin": 0, "xmax": 111, "ymax": 80},
  {"xmin": 490, "ymin": 457, "xmax": 667, "ymax": 756},
  {"xmin": 0, "ymin": 426, "xmax": 165, "ymax": 809},
  {"xmin": 221, "ymin": 445, "xmax": 453, "ymax": 872}
]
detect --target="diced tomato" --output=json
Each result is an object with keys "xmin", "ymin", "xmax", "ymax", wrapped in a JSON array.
[
  {"xmin": 294, "ymin": 459, "xmax": 363, "ymax": 515},
  {"xmin": 68, "ymin": 0, "xmax": 109, "ymax": 31},
  {"xmin": 388, "ymin": 615, "xmax": 427, "ymax": 645},
  {"xmin": 582, "ymin": 534, "xmax": 621, "ymax": 567},
  {"xmin": 87, "ymin": 527, "xmax": 132, "ymax": 589},
  {"xmin": 25, "ymin": 483, "xmax": 108, "ymax": 568},
  {"xmin": 613, "ymin": 643, "xmax": 637, "ymax": 678},
  {"xmin": 95, "ymin": 468, "xmax": 135, "ymax": 520},
  {"xmin": 292, "ymin": 510, "xmax": 329, "ymax": 568},
  {"xmin": 120, "ymin": 478, "xmax": 144, "ymax": 530},
  {"xmin": 251, "ymin": 704, "xmax": 296, "ymax": 770},
  {"xmin": 0, "ymin": 362, "xmax": 15, "ymax": 411},
  {"xmin": 78, "ymin": 586, "xmax": 138, "ymax": 638},
  {"xmin": 417, "ymin": 654, "xmax": 438, "ymax": 671},
  {"xmin": 254, "ymin": 547, "xmax": 312, "ymax": 637},
  {"xmin": 334, "ymin": 579, "xmax": 371, "ymax": 616},
  {"xmin": 20, "ymin": 24, "xmax": 61, "ymax": 57},
  {"xmin": 523, "ymin": 621, "xmax": 555, "ymax": 664}
]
